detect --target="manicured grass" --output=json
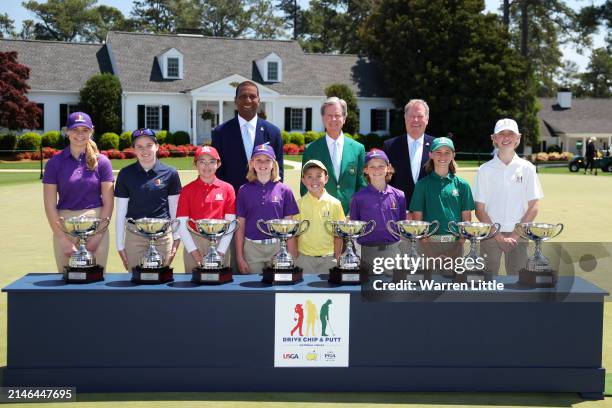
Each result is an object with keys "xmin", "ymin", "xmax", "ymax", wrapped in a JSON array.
[{"xmin": 0, "ymin": 172, "xmax": 43, "ymax": 186}]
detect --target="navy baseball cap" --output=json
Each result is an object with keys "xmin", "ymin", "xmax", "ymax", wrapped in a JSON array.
[{"xmin": 131, "ymin": 128, "xmax": 158, "ymax": 145}]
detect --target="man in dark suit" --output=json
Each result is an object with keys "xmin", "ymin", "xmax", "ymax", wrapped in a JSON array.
[
  {"xmin": 212, "ymin": 81, "xmax": 284, "ymax": 193},
  {"xmin": 383, "ymin": 99, "xmax": 434, "ymax": 209}
]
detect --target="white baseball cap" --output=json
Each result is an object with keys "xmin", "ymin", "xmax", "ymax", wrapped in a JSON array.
[{"xmin": 493, "ymin": 118, "xmax": 520, "ymax": 135}]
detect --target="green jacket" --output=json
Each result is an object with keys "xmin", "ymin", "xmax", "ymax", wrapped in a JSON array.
[{"xmin": 300, "ymin": 136, "xmax": 367, "ymax": 213}]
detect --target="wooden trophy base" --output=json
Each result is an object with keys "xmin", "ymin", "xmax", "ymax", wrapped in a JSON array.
[
  {"xmin": 453, "ymin": 270, "xmax": 492, "ymax": 284},
  {"xmin": 131, "ymin": 266, "xmax": 174, "ymax": 284},
  {"xmin": 518, "ymin": 268, "xmax": 557, "ymax": 288},
  {"xmin": 63, "ymin": 265, "xmax": 104, "ymax": 283},
  {"xmin": 329, "ymin": 267, "xmax": 367, "ymax": 285},
  {"xmin": 393, "ymin": 269, "xmax": 433, "ymax": 283},
  {"xmin": 262, "ymin": 267, "xmax": 303, "ymax": 285},
  {"xmin": 191, "ymin": 267, "xmax": 233, "ymax": 285}
]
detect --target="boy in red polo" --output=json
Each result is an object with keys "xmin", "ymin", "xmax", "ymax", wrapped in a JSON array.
[{"xmin": 176, "ymin": 146, "xmax": 236, "ymax": 273}]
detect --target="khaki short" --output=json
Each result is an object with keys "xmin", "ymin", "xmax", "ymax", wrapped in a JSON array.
[
  {"xmin": 183, "ymin": 231, "xmax": 231, "ymax": 273},
  {"xmin": 124, "ymin": 228, "xmax": 173, "ymax": 270},
  {"xmin": 243, "ymin": 239, "xmax": 280, "ymax": 274},
  {"xmin": 295, "ymin": 254, "xmax": 335, "ymax": 274}
]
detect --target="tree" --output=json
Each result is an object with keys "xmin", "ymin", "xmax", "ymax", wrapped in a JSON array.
[
  {"xmin": 22, "ymin": 0, "xmax": 101, "ymax": 41},
  {"xmin": 197, "ymin": 0, "xmax": 250, "ymax": 37},
  {"xmin": 247, "ymin": 0, "xmax": 284, "ymax": 39},
  {"xmin": 278, "ymin": 0, "xmax": 304, "ymax": 40},
  {"xmin": 79, "ymin": 73, "xmax": 122, "ymax": 135},
  {"xmin": 325, "ymin": 83, "xmax": 359, "ymax": 134},
  {"xmin": 360, "ymin": 0, "xmax": 539, "ymax": 149},
  {"xmin": 0, "ymin": 51, "xmax": 42, "ymax": 130},
  {"xmin": 301, "ymin": 0, "xmax": 342, "ymax": 53},
  {"xmin": 131, "ymin": 0, "xmax": 200, "ymax": 33},
  {"xmin": 577, "ymin": 0, "xmax": 612, "ymax": 47},
  {"xmin": 580, "ymin": 48, "xmax": 612, "ymax": 97},
  {"xmin": 87, "ymin": 5, "xmax": 133, "ymax": 42},
  {"xmin": 0, "ymin": 13, "xmax": 16, "ymax": 38}
]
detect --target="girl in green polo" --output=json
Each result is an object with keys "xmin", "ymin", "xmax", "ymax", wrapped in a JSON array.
[{"xmin": 409, "ymin": 137, "xmax": 475, "ymax": 263}]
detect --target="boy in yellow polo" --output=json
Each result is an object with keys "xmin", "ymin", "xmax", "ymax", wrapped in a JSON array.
[{"xmin": 295, "ymin": 160, "xmax": 345, "ymax": 273}]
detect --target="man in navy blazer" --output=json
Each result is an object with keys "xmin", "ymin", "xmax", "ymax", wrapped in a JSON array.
[
  {"xmin": 212, "ymin": 81, "xmax": 283, "ymax": 193},
  {"xmin": 383, "ymin": 99, "xmax": 434, "ymax": 207}
]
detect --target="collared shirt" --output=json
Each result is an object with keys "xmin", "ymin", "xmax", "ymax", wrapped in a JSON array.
[
  {"xmin": 296, "ymin": 190, "xmax": 346, "ymax": 256},
  {"xmin": 473, "ymin": 153, "xmax": 543, "ymax": 232},
  {"xmin": 42, "ymin": 148, "xmax": 114, "ymax": 210},
  {"xmin": 409, "ymin": 172, "xmax": 475, "ymax": 235},
  {"xmin": 349, "ymin": 184, "xmax": 407, "ymax": 245},
  {"xmin": 325, "ymin": 132, "xmax": 344, "ymax": 179},
  {"xmin": 236, "ymin": 180, "xmax": 299, "ymax": 240},
  {"xmin": 176, "ymin": 177, "xmax": 236, "ymax": 230},
  {"xmin": 238, "ymin": 114, "xmax": 258, "ymax": 160},
  {"xmin": 114, "ymin": 160, "xmax": 181, "ymax": 219},
  {"xmin": 408, "ymin": 134, "xmax": 424, "ymax": 182}
]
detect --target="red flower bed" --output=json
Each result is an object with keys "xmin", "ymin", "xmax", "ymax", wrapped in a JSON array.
[{"xmin": 283, "ymin": 143, "xmax": 300, "ymax": 155}]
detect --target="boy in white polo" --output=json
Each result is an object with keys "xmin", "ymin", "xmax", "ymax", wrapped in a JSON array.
[{"xmin": 473, "ymin": 118, "xmax": 543, "ymax": 275}]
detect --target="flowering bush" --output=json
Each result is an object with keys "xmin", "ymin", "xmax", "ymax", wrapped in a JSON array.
[
  {"xmin": 157, "ymin": 148, "xmax": 170, "ymax": 158},
  {"xmin": 122, "ymin": 147, "xmax": 136, "ymax": 159},
  {"xmin": 106, "ymin": 149, "xmax": 126, "ymax": 160},
  {"xmin": 283, "ymin": 143, "xmax": 300, "ymax": 155}
]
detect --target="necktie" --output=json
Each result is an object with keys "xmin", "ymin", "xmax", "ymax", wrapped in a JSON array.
[
  {"xmin": 243, "ymin": 123, "xmax": 253, "ymax": 160},
  {"xmin": 331, "ymin": 140, "xmax": 340, "ymax": 179},
  {"xmin": 410, "ymin": 139, "xmax": 418, "ymax": 181}
]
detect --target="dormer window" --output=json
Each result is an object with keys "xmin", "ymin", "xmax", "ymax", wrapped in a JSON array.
[
  {"xmin": 268, "ymin": 61, "xmax": 278, "ymax": 81},
  {"xmin": 167, "ymin": 57, "xmax": 179, "ymax": 78}
]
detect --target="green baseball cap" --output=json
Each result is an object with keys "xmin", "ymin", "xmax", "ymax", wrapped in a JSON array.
[{"xmin": 430, "ymin": 137, "xmax": 455, "ymax": 152}]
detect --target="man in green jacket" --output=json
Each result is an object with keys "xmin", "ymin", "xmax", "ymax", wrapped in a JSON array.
[{"xmin": 300, "ymin": 97, "xmax": 367, "ymax": 213}]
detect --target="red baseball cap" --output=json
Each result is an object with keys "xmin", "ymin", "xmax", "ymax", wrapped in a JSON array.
[{"xmin": 194, "ymin": 145, "xmax": 220, "ymax": 161}]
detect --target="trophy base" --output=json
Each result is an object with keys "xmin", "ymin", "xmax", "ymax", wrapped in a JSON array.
[
  {"xmin": 262, "ymin": 267, "xmax": 303, "ymax": 285},
  {"xmin": 191, "ymin": 267, "xmax": 233, "ymax": 285},
  {"xmin": 518, "ymin": 268, "xmax": 557, "ymax": 288},
  {"xmin": 453, "ymin": 270, "xmax": 492, "ymax": 284},
  {"xmin": 393, "ymin": 269, "xmax": 433, "ymax": 283},
  {"xmin": 63, "ymin": 265, "xmax": 104, "ymax": 283},
  {"xmin": 131, "ymin": 266, "xmax": 174, "ymax": 284},
  {"xmin": 329, "ymin": 266, "xmax": 367, "ymax": 284}
]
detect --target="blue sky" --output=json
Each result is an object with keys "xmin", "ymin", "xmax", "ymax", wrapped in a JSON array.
[{"xmin": 1, "ymin": 0, "xmax": 607, "ymax": 71}]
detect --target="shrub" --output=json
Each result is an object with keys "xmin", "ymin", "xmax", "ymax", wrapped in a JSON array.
[
  {"xmin": 172, "ymin": 131, "xmax": 190, "ymax": 145},
  {"xmin": 304, "ymin": 131, "xmax": 321, "ymax": 144},
  {"xmin": 281, "ymin": 130, "xmax": 291, "ymax": 145},
  {"xmin": 100, "ymin": 150, "xmax": 109, "ymax": 158},
  {"xmin": 547, "ymin": 152, "xmax": 561, "ymax": 161},
  {"xmin": 155, "ymin": 130, "xmax": 169, "ymax": 145},
  {"xmin": 534, "ymin": 152, "xmax": 548, "ymax": 162},
  {"xmin": 546, "ymin": 144, "xmax": 562, "ymax": 153},
  {"xmin": 119, "ymin": 132, "xmax": 132, "ymax": 150},
  {"xmin": 283, "ymin": 143, "xmax": 300, "ymax": 155},
  {"xmin": 16, "ymin": 152, "xmax": 31, "ymax": 160},
  {"xmin": 16, "ymin": 132, "xmax": 42, "ymax": 151},
  {"xmin": 170, "ymin": 145, "xmax": 189, "ymax": 157},
  {"xmin": 157, "ymin": 148, "xmax": 170, "ymax": 158},
  {"xmin": 106, "ymin": 149, "xmax": 125, "ymax": 159},
  {"xmin": 364, "ymin": 133, "xmax": 384, "ymax": 150},
  {"xmin": 97, "ymin": 132, "xmax": 120, "ymax": 150},
  {"xmin": 0, "ymin": 133, "xmax": 17, "ymax": 151},
  {"xmin": 122, "ymin": 147, "xmax": 136, "ymax": 159},
  {"xmin": 42, "ymin": 131, "xmax": 62, "ymax": 149},
  {"xmin": 290, "ymin": 132, "xmax": 305, "ymax": 146},
  {"xmin": 298, "ymin": 145, "xmax": 305, "ymax": 154},
  {"xmin": 560, "ymin": 151, "xmax": 574, "ymax": 161}
]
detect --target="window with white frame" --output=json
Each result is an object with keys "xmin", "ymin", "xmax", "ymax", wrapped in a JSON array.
[
  {"xmin": 268, "ymin": 61, "xmax": 279, "ymax": 81},
  {"xmin": 290, "ymin": 108, "xmax": 304, "ymax": 131},
  {"xmin": 145, "ymin": 106, "xmax": 161, "ymax": 130},
  {"xmin": 372, "ymin": 109, "xmax": 388, "ymax": 132},
  {"xmin": 167, "ymin": 57, "xmax": 179, "ymax": 78}
]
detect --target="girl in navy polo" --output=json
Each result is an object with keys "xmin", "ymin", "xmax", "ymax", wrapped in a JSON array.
[
  {"xmin": 42, "ymin": 112, "xmax": 114, "ymax": 272},
  {"xmin": 114, "ymin": 129, "xmax": 182, "ymax": 271},
  {"xmin": 349, "ymin": 149, "xmax": 407, "ymax": 276},
  {"xmin": 235, "ymin": 143, "xmax": 299, "ymax": 274}
]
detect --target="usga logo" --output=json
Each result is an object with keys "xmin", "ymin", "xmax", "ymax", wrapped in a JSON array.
[{"xmin": 283, "ymin": 353, "xmax": 299, "ymax": 360}]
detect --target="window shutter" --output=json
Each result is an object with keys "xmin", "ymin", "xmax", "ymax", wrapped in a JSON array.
[
  {"xmin": 36, "ymin": 103, "xmax": 44, "ymax": 130},
  {"xmin": 284, "ymin": 107, "xmax": 291, "ymax": 131},
  {"xmin": 137, "ymin": 105, "xmax": 145, "ymax": 129},
  {"xmin": 370, "ymin": 109, "xmax": 377, "ymax": 132},
  {"xmin": 305, "ymin": 108, "xmax": 312, "ymax": 131},
  {"xmin": 59, "ymin": 104, "xmax": 67, "ymax": 129},
  {"xmin": 162, "ymin": 105, "xmax": 170, "ymax": 130}
]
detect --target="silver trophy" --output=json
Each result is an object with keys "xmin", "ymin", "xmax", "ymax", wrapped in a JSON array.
[
  {"xmin": 326, "ymin": 220, "xmax": 376, "ymax": 270},
  {"xmin": 256, "ymin": 219, "xmax": 309, "ymax": 270},
  {"xmin": 387, "ymin": 220, "xmax": 439, "ymax": 280},
  {"xmin": 448, "ymin": 221, "xmax": 500, "ymax": 281},
  {"xmin": 59, "ymin": 216, "xmax": 109, "ymax": 282},
  {"xmin": 188, "ymin": 218, "xmax": 237, "ymax": 284},
  {"xmin": 515, "ymin": 222, "xmax": 564, "ymax": 287},
  {"xmin": 126, "ymin": 218, "xmax": 179, "ymax": 283}
]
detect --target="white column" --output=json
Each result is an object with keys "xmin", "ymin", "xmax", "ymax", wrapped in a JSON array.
[
  {"xmin": 218, "ymin": 100, "xmax": 224, "ymax": 125},
  {"xmin": 191, "ymin": 97, "xmax": 197, "ymax": 145},
  {"xmin": 582, "ymin": 136, "xmax": 586, "ymax": 156}
]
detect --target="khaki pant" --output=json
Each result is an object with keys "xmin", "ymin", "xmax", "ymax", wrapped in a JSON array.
[
  {"xmin": 361, "ymin": 242, "xmax": 400, "ymax": 276},
  {"xmin": 243, "ymin": 239, "xmax": 280, "ymax": 274},
  {"xmin": 125, "ymin": 228, "xmax": 173, "ymax": 270},
  {"xmin": 53, "ymin": 208, "xmax": 109, "ymax": 273},
  {"xmin": 480, "ymin": 233, "xmax": 528, "ymax": 275},
  {"xmin": 295, "ymin": 253, "xmax": 335, "ymax": 274},
  {"xmin": 183, "ymin": 231, "xmax": 231, "ymax": 273}
]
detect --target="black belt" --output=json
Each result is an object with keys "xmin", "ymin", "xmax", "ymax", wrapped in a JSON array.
[{"xmin": 362, "ymin": 243, "xmax": 397, "ymax": 250}]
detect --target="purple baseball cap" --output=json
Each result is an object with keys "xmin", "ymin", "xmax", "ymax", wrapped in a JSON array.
[
  {"xmin": 365, "ymin": 149, "xmax": 389, "ymax": 164},
  {"xmin": 251, "ymin": 143, "xmax": 276, "ymax": 160},
  {"xmin": 66, "ymin": 112, "xmax": 93, "ymax": 130},
  {"xmin": 131, "ymin": 128, "xmax": 158, "ymax": 145}
]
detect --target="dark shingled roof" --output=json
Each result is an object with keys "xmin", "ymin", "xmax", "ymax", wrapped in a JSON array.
[
  {"xmin": 106, "ymin": 31, "xmax": 387, "ymax": 97},
  {"xmin": 0, "ymin": 38, "xmax": 112, "ymax": 92},
  {"xmin": 539, "ymin": 97, "xmax": 612, "ymax": 138}
]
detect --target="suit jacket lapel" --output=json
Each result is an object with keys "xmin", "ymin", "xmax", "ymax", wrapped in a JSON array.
[
  {"xmin": 338, "ymin": 138, "xmax": 350, "ymax": 182},
  {"xmin": 254, "ymin": 118, "xmax": 265, "ymax": 147},
  {"xmin": 230, "ymin": 118, "xmax": 248, "ymax": 164},
  {"xmin": 419, "ymin": 135, "xmax": 431, "ymax": 180}
]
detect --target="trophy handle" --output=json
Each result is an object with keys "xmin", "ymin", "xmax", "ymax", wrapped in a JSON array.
[
  {"xmin": 422, "ymin": 220, "xmax": 439, "ymax": 238},
  {"xmin": 551, "ymin": 223, "xmax": 564, "ymax": 239},
  {"xmin": 361, "ymin": 220, "xmax": 377, "ymax": 237},
  {"xmin": 324, "ymin": 220, "xmax": 336, "ymax": 237},
  {"xmin": 386, "ymin": 220, "xmax": 400, "ymax": 238},
  {"xmin": 256, "ymin": 219, "xmax": 274, "ymax": 237},
  {"xmin": 448, "ymin": 221, "xmax": 460, "ymax": 237},
  {"xmin": 95, "ymin": 217, "xmax": 111, "ymax": 236},
  {"xmin": 514, "ymin": 223, "xmax": 528, "ymax": 240},
  {"xmin": 485, "ymin": 223, "xmax": 501, "ymax": 240},
  {"xmin": 224, "ymin": 219, "xmax": 238, "ymax": 236},
  {"xmin": 125, "ymin": 217, "xmax": 146, "ymax": 237},
  {"xmin": 294, "ymin": 220, "xmax": 310, "ymax": 237}
]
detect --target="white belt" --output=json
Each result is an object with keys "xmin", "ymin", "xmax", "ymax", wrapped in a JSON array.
[{"xmin": 246, "ymin": 237, "xmax": 279, "ymax": 245}]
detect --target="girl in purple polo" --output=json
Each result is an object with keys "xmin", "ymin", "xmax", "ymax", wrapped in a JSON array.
[
  {"xmin": 349, "ymin": 149, "xmax": 407, "ymax": 276},
  {"xmin": 42, "ymin": 112, "xmax": 114, "ymax": 272},
  {"xmin": 235, "ymin": 143, "xmax": 299, "ymax": 274}
]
